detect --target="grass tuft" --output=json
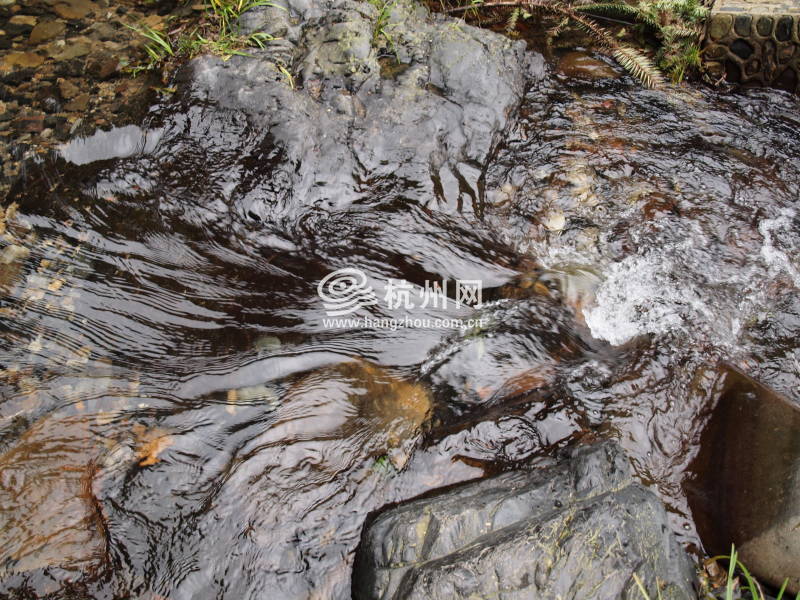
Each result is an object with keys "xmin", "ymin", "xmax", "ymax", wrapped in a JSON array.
[
  {"xmin": 636, "ymin": 544, "xmax": 799, "ymax": 600},
  {"xmin": 128, "ymin": 0, "xmax": 292, "ymax": 84}
]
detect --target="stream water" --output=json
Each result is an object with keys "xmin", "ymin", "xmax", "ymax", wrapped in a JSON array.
[{"xmin": 1, "ymin": 51, "xmax": 800, "ymax": 599}]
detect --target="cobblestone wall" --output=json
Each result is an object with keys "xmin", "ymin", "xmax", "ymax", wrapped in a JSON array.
[{"xmin": 704, "ymin": 6, "xmax": 800, "ymax": 92}]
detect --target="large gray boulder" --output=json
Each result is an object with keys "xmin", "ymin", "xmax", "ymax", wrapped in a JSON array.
[
  {"xmin": 125, "ymin": 0, "xmax": 535, "ymax": 241},
  {"xmin": 353, "ymin": 441, "xmax": 698, "ymax": 600}
]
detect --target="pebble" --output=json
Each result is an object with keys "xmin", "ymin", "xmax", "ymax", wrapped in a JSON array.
[
  {"xmin": 543, "ymin": 210, "xmax": 567, "ymax": 232},
  {"xmin": 29, "ymin": 20, "xmax": 66, "ymax": 45},
  {"xmin": 0, "ymin": 51, "xmax": 44, "ymax": 70}
]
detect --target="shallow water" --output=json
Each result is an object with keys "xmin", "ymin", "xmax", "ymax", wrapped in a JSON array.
[{"xmin": 1, "ymin": 53, "xmax": 800, "ymax": 598}]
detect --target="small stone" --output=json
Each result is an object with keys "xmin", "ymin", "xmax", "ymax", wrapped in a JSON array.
[
  {"xmin": 53, "ymin": 3, "xmax": 83, "ymax": 19},
  {"xmin": 140, "ymin": 14, "xmax": 164, "ymax": 29},
  {"xmin": 708, "ymin": 13, "xmax": 733, "ymax": 41},
  {"xmin": 49, "ymin": 40, "xmax": 90, "ymax": 60},
  {"xmin": 734, "ymin": 14, "xmax": 752, "ymax": 37},
  {"xmin": 756, "ymin": 16, "xmax": 773, "ymax": 37},
  {"xmin": 57, "ymin": 77, "xmax": 80, "ymax": 99},
  {"xmin": 29, "ymin": 20, "xmax": 66, "ymax": 45},
  {"xmin": 52, "ymin": 0, "xmax": 97, "ymax": 20},
  {"xmin": 0, "ymin": 51, "xmax": 44, "ymax": 71},
  {"xmin": 543, "ymin": 210, "xmax": 566, "ymax": 232},
  {"xmin": 7, "ymin": 14, "xmax": 37, "ymax": 35},
  {"xmin": 12, "ymin": 113, "xmax": 44, "ymax": 133},
  {"xmin": 64, "ymin": 93, "xmax": 89, "ymax": 111},
  {"xmin": 84, "ymin": 51, "xmax": 118, "ymax": 79},
  {"xmin": 85, "ymin": 22, "xmax": 116, "ymax": 41}
]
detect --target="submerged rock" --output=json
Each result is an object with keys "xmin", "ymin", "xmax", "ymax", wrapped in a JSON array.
[
  {"xmin": 557, "ymin": 51, "xmax": 620, "ymax": 80},
  {"xmin": 686, "ymin": 365, "xmax": 800, "ymax": 593},
  {"xmin": 353, "ymin": 441, "xmax": 697, "ymax": 600}
]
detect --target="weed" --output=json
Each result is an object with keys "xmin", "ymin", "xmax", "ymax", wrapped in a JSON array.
[
  {"xmin": 126, "ymin": 24, "xmax": 174, "ymax": 73},
  {"xmin": 635, "ymin": 545, "xmax": 800, "ymax": 600},
  {"xmin": 368, "ymin": 0, "xmax": 399, "ymax": 49},
  {"xmin": 276, "ymin": 63, "xmax": 295, "ymax": 89},
  {"xmin": 706, "ymin": 546, "xmax": 799, "ymax": 600},
  {"xmin": 128, "ymin": 0, "xmax": 284, "ymax": 77}
]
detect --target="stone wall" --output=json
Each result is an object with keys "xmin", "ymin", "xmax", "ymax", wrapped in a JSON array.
[{"xmin": 704, "ymin": 1, "xmax": 800, "ymax": 92}]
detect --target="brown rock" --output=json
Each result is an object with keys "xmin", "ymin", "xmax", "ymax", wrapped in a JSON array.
[
  {"xmin": 29, "ymin": 20, "xmax": 65, "ymax": 45},
  {"xmin": 57, "ymin": 77, "xmax": 80, "ymax": 99},
  {"xmin": 0, "ymin": 51, "xmax": 44, "ymax": 71},
  {"xmin": 85, "ymin": 50, "xmax": 118, "ymax": 79},
  {"xmin": 48, "ymin": 39, "xmax": 90, "ymax": 60},
  {"xmin": 0, "ymin": 416, "xmax": 107, "ymax": 580},
  {"xmin": 86, "ymin": 21, "xmax": 117, "ymax": 41},
  {"xmin": 7, "ymin": 14, "xmax": 37, "ymax": 35},
  {"xmin": 64, "ymin": 93, "xmax": 89, "ymax": 111},
  {"xmin": 52, "ymin": 0, "xmax": 98, "ymax": 20},
  {"xmin": 558, "ymin": 51, "xmax": 620, "ymax": 80},
  {"xmin": 140, "ymin": 14, "xmax": 164, "ymax": 29},
  {"xmin": 12, "ymin": 113, "xmax": 44, "ymax": 133}
]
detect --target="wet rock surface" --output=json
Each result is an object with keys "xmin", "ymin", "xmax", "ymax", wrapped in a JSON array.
[
  {"xmin": 139, "ymin": 0, "xmax": 532, "ymax": 236},
  {"xmin": 354, "ymin": 440, "xmax": 697, "ymax": 600},
  {"xmin": 686, "ymin": 365, "xmax": 800, "ymax": 594},
  {"xmin": 2, "ymin": 0, "xmax": 800, "ymax": 597}
]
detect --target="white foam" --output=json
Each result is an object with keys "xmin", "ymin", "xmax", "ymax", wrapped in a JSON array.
[{"xmin": 759, "ymin": 209, "xmax": 800, "ymax": 288}]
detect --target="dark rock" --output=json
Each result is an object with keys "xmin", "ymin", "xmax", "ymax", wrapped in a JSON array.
[
  {"xmin": 686, "ymin": 365, "xmax": 800, "ymax": 594},
  {"xmin": 354, "ymin": 441, "xmax": 697, "ymax": 600},
  {"xmin": 756, "ymin": 16, "xmax": 773, "ymax": 37},
  {"xmin": 734, "ymin": 14, "xmax": 752, "ymax": 37},
  {"xmin": 730, "ymin": 38, "xmax": 755, "ymax": 60},
  {"xmin": 775, "ymin": 16, "xmax": 793, "ymax": 42}
]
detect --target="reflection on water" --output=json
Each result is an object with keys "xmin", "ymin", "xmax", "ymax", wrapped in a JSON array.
[{"xmin": 1, "ymin": 58, "xmax": 800, "ymax": 599}]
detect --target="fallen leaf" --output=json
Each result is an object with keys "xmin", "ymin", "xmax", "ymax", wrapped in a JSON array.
[{"xmin": 137, "ymin": 434, "xmax": 173, "ymax": 467}]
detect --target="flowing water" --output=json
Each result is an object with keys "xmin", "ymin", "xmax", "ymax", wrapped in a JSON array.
[{"xmin": 1, "ymin": 52, "xmax": 800, "ymax": 599}]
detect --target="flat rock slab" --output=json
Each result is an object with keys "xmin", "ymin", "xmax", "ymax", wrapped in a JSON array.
[
  {"xmin": 353, "ymin": 441, "xmax": 697, "ymax": 600},
  {"xmin": 705, "ymin": 0, "xmax": 800, "ymax": 91}
]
